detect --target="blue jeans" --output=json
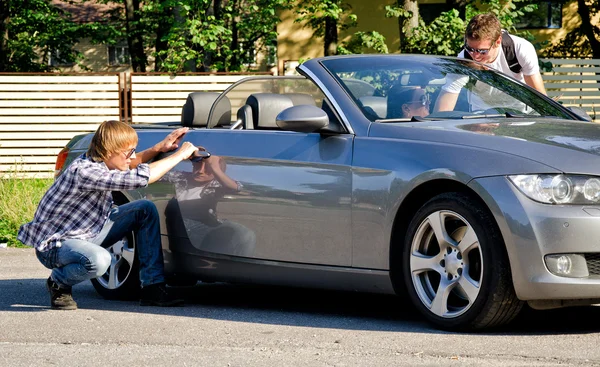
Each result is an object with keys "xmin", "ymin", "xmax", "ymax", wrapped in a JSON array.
[{"xmin": 36, "ymin": 199, "xmax": 165, "ymax": 288}]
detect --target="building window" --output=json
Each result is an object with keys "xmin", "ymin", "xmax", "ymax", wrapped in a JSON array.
[
  {"xmin": 266, "ymin": 44, "xmax": 277, "ymax": 67},
  {"xmin": 49, "ymin": 50, "xmax": 74, "ymax": 67},
  {"xmin": 516, "ymin": 2, "xmax": 562, "ymax": 29},
  {"xmin": 108, "ymin": 42, "xmax": 130, "ymax": 66},
  {"xmin": 239, "ymin": 41, "xmax": 257, "ymax": 67}
]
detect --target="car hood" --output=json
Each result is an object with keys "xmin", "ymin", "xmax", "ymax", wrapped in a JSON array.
[{"xmin": 368, "ymin": 118, "xmax": 600, "ymax": 174}]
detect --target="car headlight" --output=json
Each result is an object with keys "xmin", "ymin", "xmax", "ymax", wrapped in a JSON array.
[{"xmin": 508, "ymin": 174, "xmax": 600, "ymax": 204}]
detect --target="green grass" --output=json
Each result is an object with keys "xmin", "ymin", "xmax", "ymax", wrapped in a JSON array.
[{"xmin": 0, "ymin": 173, "xmax": 52, "ymax": 247}]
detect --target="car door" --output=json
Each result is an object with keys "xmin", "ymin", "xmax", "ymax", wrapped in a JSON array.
[{"xmin": 170, "ymin": 128, "xmax": 354, "ymax": 267}]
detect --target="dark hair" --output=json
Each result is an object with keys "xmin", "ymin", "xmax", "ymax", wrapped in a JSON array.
[
  {"xmin": 466, "ymin": 13, "xmax": 502, "ymax": 43},
  {"xmin": 387, "ymin": 87, "xmax": 421, "ymax": 118}
]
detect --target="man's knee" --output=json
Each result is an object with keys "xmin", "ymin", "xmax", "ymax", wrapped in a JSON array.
[
  {"xmin": 87, "ymin": 249, "xmax": 111, "ymax": 277},
  {"xmin": 139, "ymin": 199, "xmax": 159, "ymax": 219}
]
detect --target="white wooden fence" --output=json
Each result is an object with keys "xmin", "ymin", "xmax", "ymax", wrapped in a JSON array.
[
  {"xmin": 130, "ymin": 74, "xmax": 253, "ymax": 124},
  {"xmin": 0, "ymin": 60, "xmax": 599, "ymax": 178},
  {"xmin": 541, "ymin": 58, "xmax": 600, "ymax": 121},
  {"xmin": 0, "ymin": 73, "xmax": 122, "ymax": 178}
]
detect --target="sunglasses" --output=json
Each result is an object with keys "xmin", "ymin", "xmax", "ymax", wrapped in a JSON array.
[
  {"xmin": 464, "ymin": 43, "xmax": 492, "ymax": 55},
  {"xmin": 122, "ymin": 147, "xmax": 136, "ymax": 159},
  {"xmin": 407, "ymin": 94, "xmax": 430, "ymax": 106}
]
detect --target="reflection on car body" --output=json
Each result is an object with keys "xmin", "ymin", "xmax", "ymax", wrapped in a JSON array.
[
  {"xmin": 165, "ymin": 154, "xmax": 256, "ymax": 258},
  {"xmin": 59, "ymin": 54, "xmax": 600, "ymax": 331}
]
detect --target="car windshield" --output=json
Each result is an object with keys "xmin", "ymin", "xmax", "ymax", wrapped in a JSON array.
[{"xmin": 320, "ymin": 56, "xmax": 573, "ymax": 122}]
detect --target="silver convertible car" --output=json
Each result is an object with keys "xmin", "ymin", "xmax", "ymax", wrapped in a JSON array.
[{"xmin": 59, "ymin": 55, "xmax": 600, "ymax": 331}]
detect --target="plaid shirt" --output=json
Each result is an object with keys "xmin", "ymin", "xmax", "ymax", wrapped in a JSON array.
[{"xmin": 18, "ymin": 154, "xmax": 150, "ymax": 252}]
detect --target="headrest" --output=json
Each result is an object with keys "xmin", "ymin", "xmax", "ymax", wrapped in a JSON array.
[
  {"xmin": 285, "ymin": 93, "xmax": 316, "ymax": 106},
  {"xmin": 181, "ymin": 92, "xmax": 231, "ymax": 127},
  {"xmin": 342, "ymin": 78, "xmax": 376, "ymax": 98},
  {"xmin": 359, "ymin": 96, "xmax": 387, "ymax": 119},
  {"xmin": 246, "ymin": 93, "xmax": 294, "ymax": 129}
]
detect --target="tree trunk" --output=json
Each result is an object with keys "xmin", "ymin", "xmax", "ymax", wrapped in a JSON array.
[
  {"xmin": 154, "ymin": 16, "xmax": 169, "ymax": 71},
  {"xmin": 324, "ymin": 17, "xmax": 337, "ymax": 56},
  {"xmin": 0, "ymin": 0, "xmax": 9, "ymax": 71},
  {"xmin": 124, "ymin": 0, "xmax": 147, "ymax": 72},
  {"xmin": 230, "ymin": 19, "xmax": 239, "ymax": 71},
  {"xmin": 399, "ymin": 0, "xmax": 418, "ymax": 52},
  {"xmin": 577, "ymin": 0, "xmax": 600, "ymax": 59}
]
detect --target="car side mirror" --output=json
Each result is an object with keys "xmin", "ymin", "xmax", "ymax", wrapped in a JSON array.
[
  {"xmin": 568, "ymin": 106, "xmax": 593, "ymax": 122},
  {"xmin": 276, "ymin": 105, "xmax": 329, "ymax": 133}
]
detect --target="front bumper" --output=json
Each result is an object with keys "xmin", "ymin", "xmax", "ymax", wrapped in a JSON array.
[{"xmin": 470, "ymin": 176, "xmax": 600, "ymax": 301}]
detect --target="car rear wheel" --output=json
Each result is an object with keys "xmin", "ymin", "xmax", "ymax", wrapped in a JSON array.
[
  {"xmin": 403, "ymin": 192, "xmax": 523, "ymax": 331},
  {"xmin": 91, "ymin": 196, "xmax": 140, "ymax": 300}
]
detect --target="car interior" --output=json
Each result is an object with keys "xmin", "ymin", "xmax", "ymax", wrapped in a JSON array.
[{"xmin": 179, "ymin": 78, "xmax": 345, "ymax": 133}]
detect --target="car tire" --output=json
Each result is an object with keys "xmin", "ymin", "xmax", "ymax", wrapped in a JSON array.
[
  {"xmin": 403, "ymin": 192, "xmax": 523, "ymax": 331},
  {"xmin": 90, "ymin": 195, "xmax": 140, "ymax": 300}
]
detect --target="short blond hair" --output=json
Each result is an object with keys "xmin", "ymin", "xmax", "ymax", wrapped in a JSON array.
[
  {"xmin": 466, "ymin": 13, "xmax": 502, "ymax": 43},
  {"xmin": 87, "ymin": 120, "xmax": 138, "ymax": 162}
]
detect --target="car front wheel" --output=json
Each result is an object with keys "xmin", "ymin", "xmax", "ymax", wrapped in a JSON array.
[{"xmin": 403, "ymin": 192, "xmax": 523, "ymax": 331}]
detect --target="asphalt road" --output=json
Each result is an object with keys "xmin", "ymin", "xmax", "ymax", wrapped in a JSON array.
[{"xmin": 2, "ymin": 247, "xmax": 600, "ymax": 367}]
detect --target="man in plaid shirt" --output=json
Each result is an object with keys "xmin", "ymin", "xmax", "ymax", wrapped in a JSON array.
[{"xmin": 18, "ymin": 120, "xmax": 198, "ymax": 310}]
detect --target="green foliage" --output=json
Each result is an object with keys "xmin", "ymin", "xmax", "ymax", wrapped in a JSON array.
[
  {"xmin": 384, "ymin": 4, "xmax": 412, "ymax": 21},
  {"xmin": 0, "ymin": 0, "xmax": 87, "ymax": 72},
  {"xmin": 0, "ymin": 175, "xmax": 52, "ymax": 247},
  {"xmin": 402, "ymin": 9, "xmax": 466, "ymax": 56},
  {"xmin": 338, "ymin": 31, "xmax": 388, "ymax": 55},
  {"xmin": 93, "ymin": 0, "xmax": 289, "ymax": 73},
  {"xmin": 294, "ymin": 0, "xmax": 357, "ymax": 36}
]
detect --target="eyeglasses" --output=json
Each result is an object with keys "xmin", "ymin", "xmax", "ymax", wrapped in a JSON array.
[
  {"xmin": 464, "ymin": 43, "xmax": 492, "ymax": 55},
  {"xmin": 122, "ymin": 148, "xmax": 136, "ymax": 159},
  {"xmin": 407, "ymin": 94, "xmax": 430, "ymax": 106}
]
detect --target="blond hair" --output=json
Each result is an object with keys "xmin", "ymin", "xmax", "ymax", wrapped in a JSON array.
[
  {"xmin": 87, "ymin": 120, "xmax": 138, "ymax": 162},
  {"xmin": 466, "ymin": 13, "xmax": 502, "ymax": 43}
]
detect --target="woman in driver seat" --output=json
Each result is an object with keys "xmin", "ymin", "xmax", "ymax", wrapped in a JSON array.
[{"xmin": 387, "ymin": 86, "xmax": 431, "ymax": 119}]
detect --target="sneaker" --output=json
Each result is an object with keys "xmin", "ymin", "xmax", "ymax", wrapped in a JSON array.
[
  {"xmin": 46, "ymin": 277, "xmax": 78, "ymax": 310},
  {"xmin": 139, "ymin": 283, "xmax": 184, "ymax": 307}
]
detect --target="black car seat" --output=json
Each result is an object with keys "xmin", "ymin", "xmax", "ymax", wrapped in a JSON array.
[
  {"xmin": 285, "ymin": 93, "xmax": 316, "ymax": 106},
  {"xmin": 245, "ymin": 93, "xmax": 294, "ymax": 130},
  {"xmin": 181, "ymin": 92, "xmax": 231, "ymax": 128},
  {"xmin": 236, "ymin": 104, "xmax": 254, "ymax": 130},
  {"xmin": 359, "ymin": 96, "xmax": 387, "ymax": 119}
]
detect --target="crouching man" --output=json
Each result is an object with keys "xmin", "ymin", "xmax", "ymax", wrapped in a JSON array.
[{"xmin": 18, "ymin": 120, "xmax": 198, "ymax": 310}]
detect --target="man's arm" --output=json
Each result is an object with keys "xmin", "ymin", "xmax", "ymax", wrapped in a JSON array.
[
  {"xmin": 433, "ymin": 90, "xmax": 460, "ymax": 112},
  {"xmin": 130, "ymin": 127, "xmax": 190, "ymax": 168},
  {"xmin": 206, "ymin": 156, "xmax": 239, "ymax": 191},
  {"xmin": 524, "ymin": 73, "xmax": 547, "ymax": 95},
  {"xmin": 148, "ymin": 142, "xmax": 198, "ymax": 184}
]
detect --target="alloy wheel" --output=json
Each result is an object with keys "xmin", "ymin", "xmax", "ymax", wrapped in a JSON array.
[{"xmin": 409, "ymin": 210, "xmax": 483, "ymax": 318}]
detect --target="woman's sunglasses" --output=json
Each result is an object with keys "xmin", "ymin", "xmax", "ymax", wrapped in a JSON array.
[{"xmin": 407, "ymin": 94, "xmax": 430, "ymax": 106}]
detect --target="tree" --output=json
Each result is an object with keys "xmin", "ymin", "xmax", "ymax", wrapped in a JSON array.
[
  {"xmin": 0, "ymin": 0, "xmax": 86, "ymax": 72},
  {"xmin": 294, "ymin": 0, "xmax": 357, "ymax": 56},
  {"xmin": 544, "ymin": 0, "xmax": 600, "ymax": 59},
  {"xmin": 101, "ymin": 0, "xmax": 288, "ymax": 73}
]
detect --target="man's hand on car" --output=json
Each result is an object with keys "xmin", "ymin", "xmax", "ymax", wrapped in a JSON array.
[{"xmin": 156, "ymin": 127, "xmax": 189, "ymax": 152}]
